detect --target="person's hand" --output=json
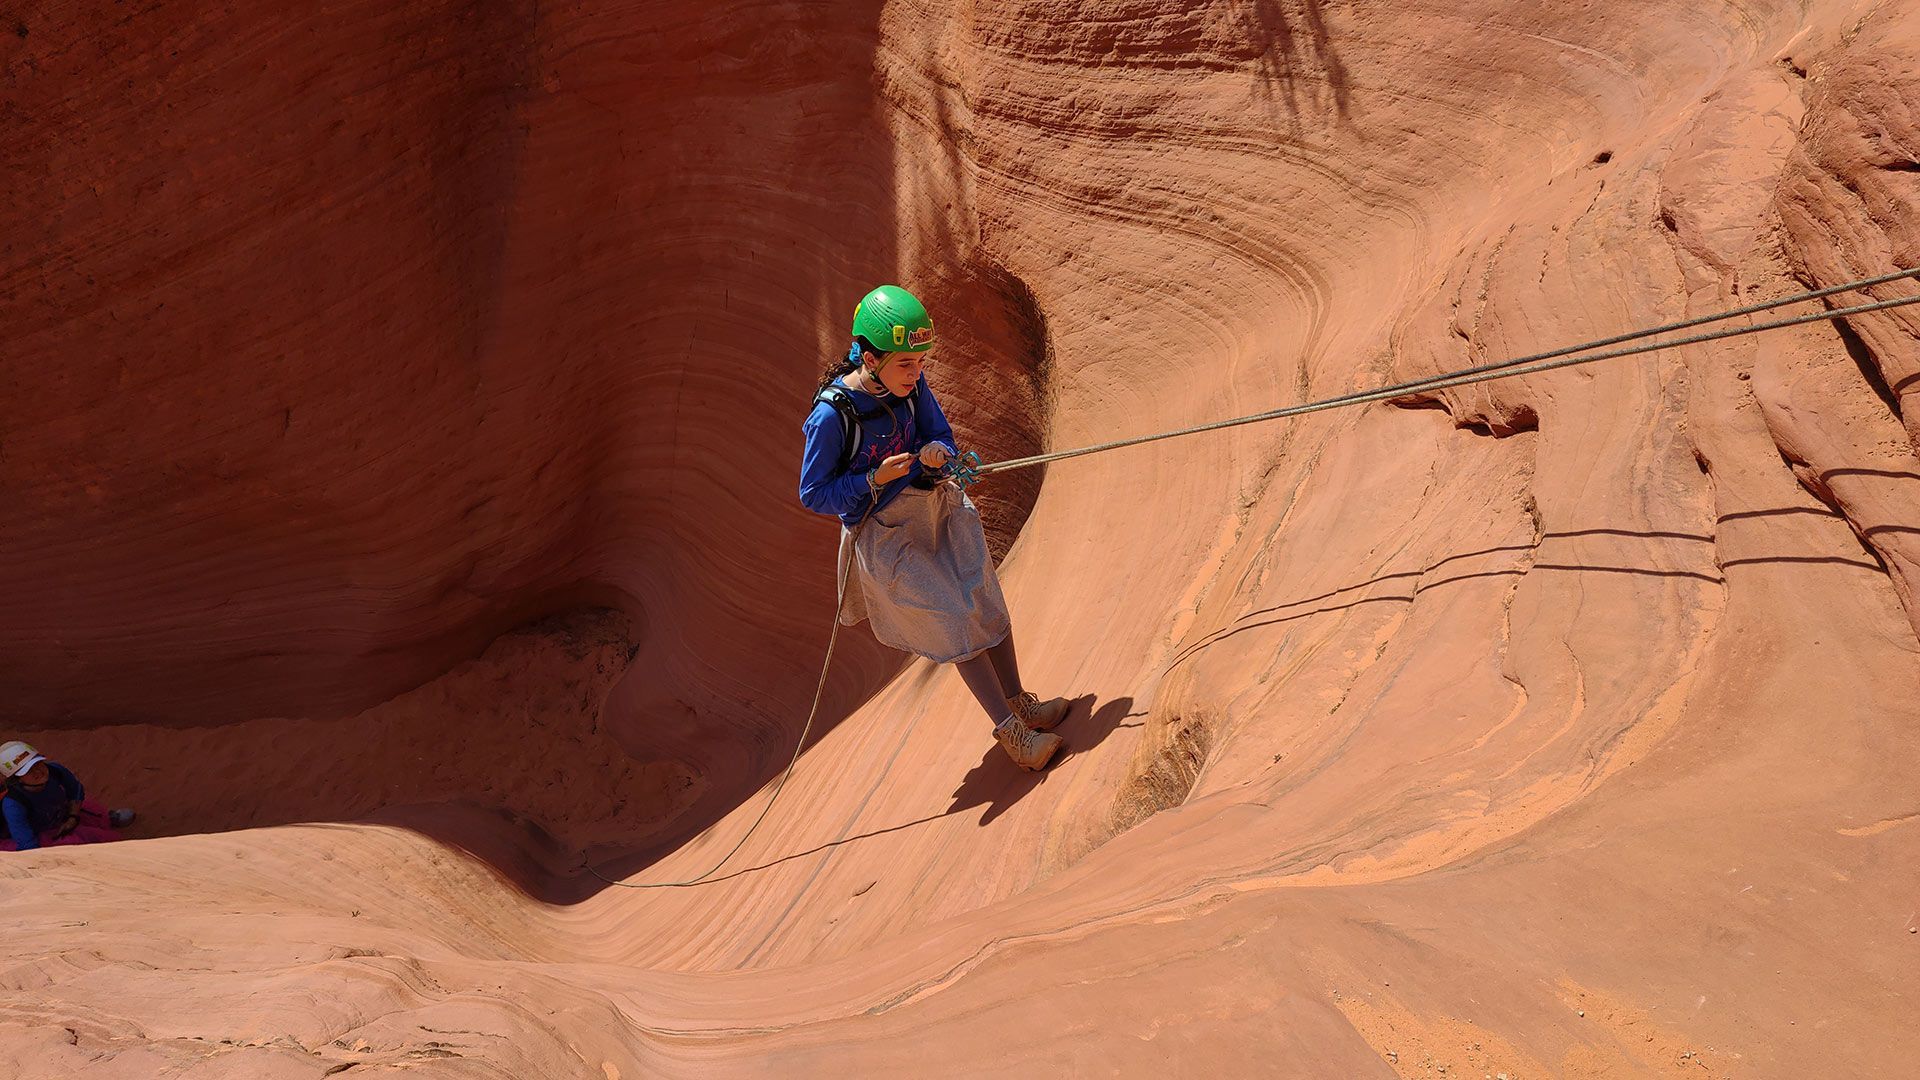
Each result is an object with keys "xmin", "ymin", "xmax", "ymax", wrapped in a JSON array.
[
  {"xmin": 54, "ymin": 811, "xmax": 77, "ymax": 838},
  {"xmin": 918, "ymin": 443, "xmax": 952, "ymax": 469},
  {"xmin": 872, "ymin": 453, "xmax": 914, "ymax": 486}
]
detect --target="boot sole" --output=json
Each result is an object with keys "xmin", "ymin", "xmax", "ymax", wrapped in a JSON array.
[{"xmin": 1016, "ymin": 741, "xmax": 1064, "ymax": 771}]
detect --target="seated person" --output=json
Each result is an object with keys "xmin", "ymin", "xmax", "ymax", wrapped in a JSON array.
[{"xmin": 0, "ymin": 740, "xmax": 134, "ymax": 851}]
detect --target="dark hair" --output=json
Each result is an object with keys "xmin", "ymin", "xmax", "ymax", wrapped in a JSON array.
[{"xmin": 815, "ymin": 336, "xmax": 883, "ymax": 392}]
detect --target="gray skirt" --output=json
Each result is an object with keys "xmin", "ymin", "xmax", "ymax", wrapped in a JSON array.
[{"xmin": 837, "ymin": 482, "xmax": 1012, "ymax": 663}]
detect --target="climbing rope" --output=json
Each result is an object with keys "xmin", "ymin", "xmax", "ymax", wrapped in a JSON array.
[
  {"xmin": 978, "ymin": 267, "xmax": 1920, "ymax": 477},
  {"xmin": 581, "ymin": 529, "xmax": 860, "ymax": 889},
  {"xmin": 582, "ymin": 267, "xmax": 1918, "ymax": 890}
]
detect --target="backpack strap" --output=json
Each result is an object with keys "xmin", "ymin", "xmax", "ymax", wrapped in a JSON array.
[
  {"xmin": 814, "ymin": 381, "xmax": 923, "ymax": 472},
  {"xmin": 814, "ymin": 385, "xmax": 864, "ymax": 471}
]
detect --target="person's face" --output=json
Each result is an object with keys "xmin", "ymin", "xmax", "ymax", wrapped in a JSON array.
[
  {"xmin": 16, "ymin": 762, "xmax": 48, "ymax": 789},
  {"xmin": 867, "ymin": 349, "xmax": 927, "ymax": 397}
]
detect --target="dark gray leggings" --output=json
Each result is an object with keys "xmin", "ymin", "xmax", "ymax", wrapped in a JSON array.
[{"xmin": 953, "ymin": 632, "xmax": 1026, "ymax": 724}]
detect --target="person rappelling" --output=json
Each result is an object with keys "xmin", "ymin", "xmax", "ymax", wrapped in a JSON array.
[
  {"xmin": 591, "ymin": 269, "xmax": 1920, "ymax": 890},
  {"xmin": 798, "ymin": 286, "xmax": 1072, "ymax": 771}
]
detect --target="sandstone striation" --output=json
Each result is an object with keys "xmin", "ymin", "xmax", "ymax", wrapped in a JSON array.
[{"xmin": 2, "ymin": 1, "xmax": 1916, "ymax": 1075}]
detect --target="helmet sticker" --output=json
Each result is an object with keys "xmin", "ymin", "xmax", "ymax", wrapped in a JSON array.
[{"xmin": 908, "ymin": 326, "xmax": 934, "ymax": 346}]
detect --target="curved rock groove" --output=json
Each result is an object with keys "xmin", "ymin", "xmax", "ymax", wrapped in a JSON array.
[{"xmin": 3, "ymin": 1, "xmax": 1918, "ymax": 1076}]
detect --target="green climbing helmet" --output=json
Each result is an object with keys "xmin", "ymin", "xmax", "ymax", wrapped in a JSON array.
[{"xmin": 851, "ymin": 285, "xmax": 935, "ymax": 353}]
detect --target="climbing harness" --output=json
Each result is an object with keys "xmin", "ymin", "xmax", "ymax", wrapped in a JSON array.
[{"xmin": 583, "ymin": 266, "xmax": 1919, "ymax": 890}]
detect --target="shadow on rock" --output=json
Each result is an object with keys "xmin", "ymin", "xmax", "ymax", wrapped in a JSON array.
[{"xmin": 947, "ymin": 694, "xmax": 1134, "ymax": 826}]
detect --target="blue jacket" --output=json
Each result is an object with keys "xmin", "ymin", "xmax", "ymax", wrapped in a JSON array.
[
  {"xmin": 3, "ymin": 761, "xmax": 83, "ymax": 850},
  {"xmin": 799, "ymin": 374, "xmax": 957, "ymax": 527}
]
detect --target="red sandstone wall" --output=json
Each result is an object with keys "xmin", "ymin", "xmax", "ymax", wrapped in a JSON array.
[{"xmin": 2, "ymin": 1, "xmax": 1048, "ymax": 734}]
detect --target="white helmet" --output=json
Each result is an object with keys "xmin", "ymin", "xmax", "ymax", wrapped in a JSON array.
[{"xmin": 0, "ymin": 741, "xmax": 45, "ymax": 780}]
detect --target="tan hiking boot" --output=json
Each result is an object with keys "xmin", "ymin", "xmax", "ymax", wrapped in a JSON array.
[
  {"xmin": 995, "ymin": 717, "xmax": 1063, "ymax": 771},
  {"xmin": 1006, "ymin": 691, "xmax": 1070, "ymax": 732}
]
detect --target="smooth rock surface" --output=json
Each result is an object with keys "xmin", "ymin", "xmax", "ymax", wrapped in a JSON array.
[{"xmin": 2, "ymin": 0, "xmax": 1917, "ymax": 1075}]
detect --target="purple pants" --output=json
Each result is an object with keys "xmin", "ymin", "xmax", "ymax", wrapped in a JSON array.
[{"xmin": 0, "ymin": 799, "xmax": 120, "ymax": 850}]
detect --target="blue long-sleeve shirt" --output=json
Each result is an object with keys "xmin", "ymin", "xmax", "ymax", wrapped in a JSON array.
[
  {"xmin": 799, "ymin": 374, "xmax": 957, "ymax": 526},
  {"xmin": 3, "ymin": 761, "xmax": 83, "ymax": 850}
]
